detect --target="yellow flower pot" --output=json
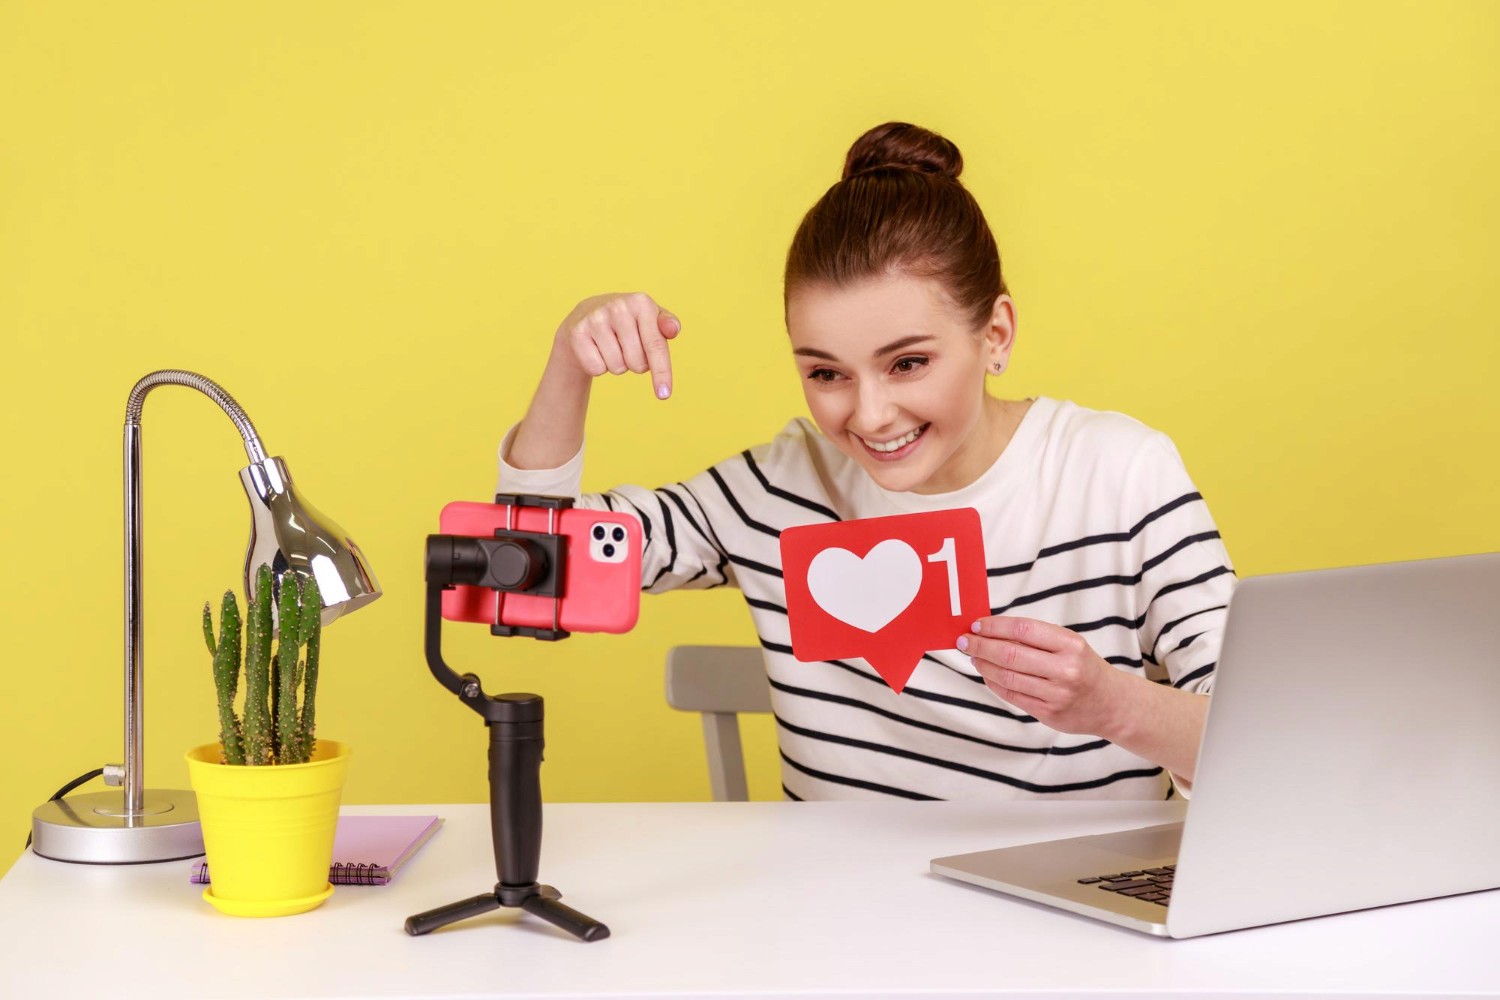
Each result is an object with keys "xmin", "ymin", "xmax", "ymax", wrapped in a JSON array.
[{"xmin": 185, "ymin": 739, "xmax": 350, "ymax": 917}]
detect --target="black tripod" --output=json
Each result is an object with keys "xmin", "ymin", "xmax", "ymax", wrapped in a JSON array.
[{"xmin": 404, "ymin": 495, "xmax": 609, "ymax": 942}]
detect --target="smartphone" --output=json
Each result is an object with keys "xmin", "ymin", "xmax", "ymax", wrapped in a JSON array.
[{"xmin": 438, "ymin": 500, "xmax": 642, "ymax": 634}]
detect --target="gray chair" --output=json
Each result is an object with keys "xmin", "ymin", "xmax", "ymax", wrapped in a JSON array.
[{"xmin": 665, "ymin": 645, "xmax": 772, "ymax": 801}]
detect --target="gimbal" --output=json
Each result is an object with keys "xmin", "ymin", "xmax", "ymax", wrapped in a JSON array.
[{"xmin": 403, "ymin": 494, "xmax": 609, "ymax": 942}]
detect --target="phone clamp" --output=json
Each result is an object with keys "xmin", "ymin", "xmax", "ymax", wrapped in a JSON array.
[{"xmin": 405, "ymin": 494, "xmax": 609, "ymax": 942}]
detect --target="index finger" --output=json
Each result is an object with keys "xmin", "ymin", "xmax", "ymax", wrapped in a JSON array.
[
  {"xmin": 970, "ymin": 615, "xmax": 1076, "ymax": 653},
  {"xmin": 638, "ymin": 303, "xmax": 677, "ymax": 400}
]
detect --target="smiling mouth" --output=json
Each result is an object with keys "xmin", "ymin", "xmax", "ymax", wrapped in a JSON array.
[{"xmin": 856, "ymin": 424, "xmax": 929, "ymax": 459}]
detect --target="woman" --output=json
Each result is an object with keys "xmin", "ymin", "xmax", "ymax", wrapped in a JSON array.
[{"xmin": 498, "ymin": 122, "xmax": 1235, "ymax": 801}]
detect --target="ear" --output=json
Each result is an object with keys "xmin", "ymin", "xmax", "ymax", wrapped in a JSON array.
[{"xmin": 983, "ymin": 294, "xmax": 1017, "ymax": 371}]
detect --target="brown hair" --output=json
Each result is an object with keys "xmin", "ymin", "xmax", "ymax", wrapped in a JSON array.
[{"xmin": 784, "ymin": 122, "xmax": 1007, "ymax": 330}]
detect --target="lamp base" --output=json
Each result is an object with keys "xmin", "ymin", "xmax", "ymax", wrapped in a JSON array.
[{"xmin": 30, "ymin": 788, "xmax": 203, "ymax": 864}]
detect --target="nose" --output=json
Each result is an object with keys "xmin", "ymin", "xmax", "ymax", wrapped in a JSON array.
[{"xmin": 852, "ymin": 379, "xmax": 898, "ymax": 435}]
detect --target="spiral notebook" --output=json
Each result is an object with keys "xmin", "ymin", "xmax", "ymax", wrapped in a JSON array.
[{"xmin": 190, "ymin": 814, "xmax": 442, "ymax": 886}]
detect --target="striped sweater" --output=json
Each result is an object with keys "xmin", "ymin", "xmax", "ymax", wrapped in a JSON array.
[{"xmin": 497, "ymin": 396, "xmax": 1236, "ymax": 801}]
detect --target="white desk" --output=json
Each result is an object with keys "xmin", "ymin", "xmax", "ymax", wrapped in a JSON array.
[{"xmin": 3, "ymin": 800, "xmax": 1496, "ymax": 999}]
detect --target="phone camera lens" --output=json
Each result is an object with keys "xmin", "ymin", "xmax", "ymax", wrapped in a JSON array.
[
  {"xmin": 611, "ymin": 527, "xmax": 625, "ymax": 543},
  {"xmin": 602, "ymin": 543, "xmax": 616, "ymax": 558},
  {"xmin": 592, "ymin": 525, "xmax": 606, "ymax": 540}
]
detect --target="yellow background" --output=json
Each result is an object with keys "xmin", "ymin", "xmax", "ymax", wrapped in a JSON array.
[{"xmin": 2, "ymin": 1, "xmax": 1496, "ymax": 876}]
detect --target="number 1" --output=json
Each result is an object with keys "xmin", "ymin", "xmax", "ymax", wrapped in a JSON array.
[{"xmin": 926, "ymin": 537, "xmax": 960, "ymax": 615}]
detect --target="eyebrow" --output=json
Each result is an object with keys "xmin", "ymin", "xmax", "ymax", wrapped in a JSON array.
[{"xmin": 792, "ymin": 334, "xmax": 936, "ymax": 362}]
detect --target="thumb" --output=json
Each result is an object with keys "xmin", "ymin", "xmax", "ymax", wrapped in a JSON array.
[{"xmin": 658, "ymin": 310, "xmax": 682, "ymax": 339}]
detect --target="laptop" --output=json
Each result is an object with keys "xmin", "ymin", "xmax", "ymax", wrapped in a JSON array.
[{"xmin": 931, "ymin": 552, "xmax": 1500, "ymax": 938}]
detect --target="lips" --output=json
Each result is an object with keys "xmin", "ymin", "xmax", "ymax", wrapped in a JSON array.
[{"xmin": 856, "ymin": 423, "xmax": 929, "ymax": 461}]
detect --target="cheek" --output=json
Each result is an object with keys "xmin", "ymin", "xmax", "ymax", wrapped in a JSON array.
[
  {"xmin": 914, "ymin": 374, "xmax": 980, "ymax": 428},
  {"xmin": 801, "ymin": 387, "xmax": 848, "ymax": 433}
]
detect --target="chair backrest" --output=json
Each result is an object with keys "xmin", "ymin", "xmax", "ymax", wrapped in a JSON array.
[{"xmin": 664, "ymin": 645, "xmax": 772, "ymax": 802}]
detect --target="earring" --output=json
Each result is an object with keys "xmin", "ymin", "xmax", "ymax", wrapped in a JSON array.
[{"xmin": 991, "ymin": 361, "xmax": 1004, "ymax": 374}]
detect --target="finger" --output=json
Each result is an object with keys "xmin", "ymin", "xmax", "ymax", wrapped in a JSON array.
[
  {"xmin": 595, "ymin": 299, "xmax": 644, "ymax": 375},
  {"xmin": 982, "ymin": 677, "xmax": 1050, "ymax": 717},
  {"xmin": 959, "ymin": 633, "xmax": 1052, "ymax": 679},
  {"xmin": 619, "ymin": 320, "xmax": 650, "ymax": 374},
  {"xmin": 606, "ymin": 299, "xmax": 648, "ymax": 375},
  {"xmin": 640, "ymin": 306, "xmax": 676, "ymax": 400},
  {"xmin": 971, "ymin": 615, "xmax": 1079, "ymax": 654},
  {"xmin": 568, "ymin": 326, "xmax": 609, "ymax": 376},
  {"xmin": 589, "ymin": 321, "xmax": 629, "ymax": 375},
  {"xmin": 974, "ymin": 659, "xmax": 1052, "ymax": 703}
]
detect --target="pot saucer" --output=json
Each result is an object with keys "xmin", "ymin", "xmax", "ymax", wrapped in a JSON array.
[{"xmin": 203, "ymin": 882, "xmax": 334, "ymax": 917}]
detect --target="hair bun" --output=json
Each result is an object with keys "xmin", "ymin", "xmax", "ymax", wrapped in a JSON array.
[{"xmin": 842, "ymin": 122, "xmax": 963, "ymax": 181}]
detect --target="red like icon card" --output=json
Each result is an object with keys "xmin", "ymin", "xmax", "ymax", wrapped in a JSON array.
[{"xmin": 780, "ymin": 508, "xmax": 990, "ymax": 693}]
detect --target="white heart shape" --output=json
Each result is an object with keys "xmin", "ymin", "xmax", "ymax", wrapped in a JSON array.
[{"xmin": 806, "ymin": 540, "xmax": 923, "ymax": 633}]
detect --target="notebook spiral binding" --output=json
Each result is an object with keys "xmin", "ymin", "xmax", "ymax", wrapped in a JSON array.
[
  {"xmin": 330, "ymin": 861, "xmax": 388, "ymax": 886},
  {"xmin": 194, "ymin": 860, "xmax": 392, "ymax": 886}
]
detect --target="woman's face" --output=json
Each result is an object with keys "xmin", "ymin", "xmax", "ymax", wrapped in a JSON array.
[{"xmin": 786, "ymin": 273, "xmax": 1014, "ymax": 494}]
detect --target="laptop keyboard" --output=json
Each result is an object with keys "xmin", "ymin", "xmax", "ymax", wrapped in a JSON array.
[{"xmin": 1077, "ymin": 865, "xmax": 1175, "ymax": 906}]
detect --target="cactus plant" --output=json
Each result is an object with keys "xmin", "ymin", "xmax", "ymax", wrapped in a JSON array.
[{"xmin": 201, "ymin": 565, "xmax": 325, "ymax": 765}]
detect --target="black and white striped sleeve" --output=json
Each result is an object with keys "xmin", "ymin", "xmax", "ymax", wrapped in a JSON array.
[
  {"xmin": 495, "ymin": 427, "xmax": 732, "ymax": 593},
  {"xmin": 604, "ymin": 478, "xmax": 734, "ymax": 593},
  {"xmin": 1128, "ymin": 433, "xmax": 1237, "ymax": 696}
]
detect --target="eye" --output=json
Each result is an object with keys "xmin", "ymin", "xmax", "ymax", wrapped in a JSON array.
[
  {"xmin": 891, "ymin": 355, "xmax": 929, "ymax": 375},
  {"xmin": 806, "ymin": 367, "xmax": 842, "ymax": 384}
]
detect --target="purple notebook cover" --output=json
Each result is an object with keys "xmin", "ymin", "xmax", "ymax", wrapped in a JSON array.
[{"xmin": 190, "ymin": 814, "xmax": 442, "ymax": 886}]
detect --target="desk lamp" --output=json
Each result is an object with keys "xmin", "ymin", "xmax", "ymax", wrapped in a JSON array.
[{"xmin": 30, "ymin": 369, "xmax": 381, "ymax": 865}]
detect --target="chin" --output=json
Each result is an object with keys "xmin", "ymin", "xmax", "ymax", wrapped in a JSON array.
[{"xmin": 859, "ymin": 459, "xmax": 932, "ymax": 494}]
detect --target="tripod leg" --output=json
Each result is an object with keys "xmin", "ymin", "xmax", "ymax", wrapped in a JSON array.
[
  {"xmin": 404, "ymin": 893, "xmax": 501, "ymax": 936},
  {"xmin": 520, "ymin": 893, "xmax": 611, "ymax": 942}
]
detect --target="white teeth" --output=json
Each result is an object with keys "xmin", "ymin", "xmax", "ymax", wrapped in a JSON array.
[{"xmin": 861, "ymin": 425, "xmax": 925, "ymax": 453}]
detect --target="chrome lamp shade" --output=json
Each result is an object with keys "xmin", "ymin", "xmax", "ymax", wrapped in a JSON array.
[
  {"xmin": 242, "ymin": 457, "xmax": 381, "ymax": 626},
  {"xmin": 29, "ymin": 370, "xmax": 380, "ymax": 865}
]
